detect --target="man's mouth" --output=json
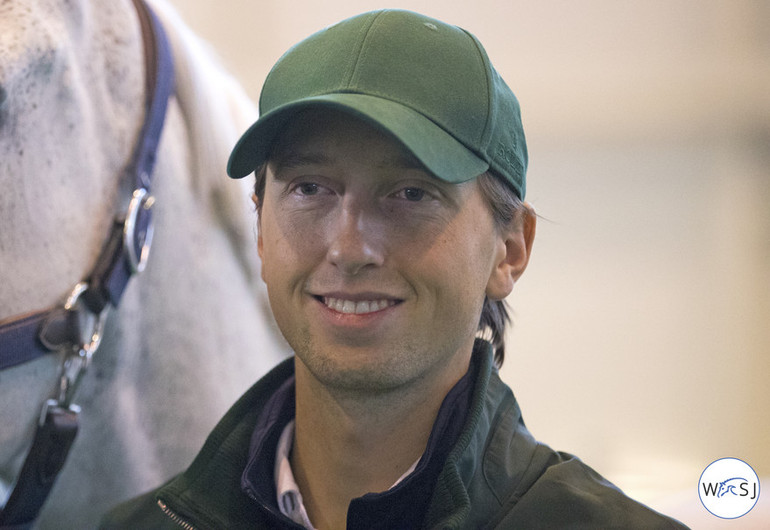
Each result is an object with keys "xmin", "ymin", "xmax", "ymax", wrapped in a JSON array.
[{"xmin": 321, "ymin": 297, "xmax": 399, "ymax": 315}]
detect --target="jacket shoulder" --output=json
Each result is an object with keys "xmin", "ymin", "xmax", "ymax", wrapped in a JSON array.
[
  {"xmin": 491, "ymin": 452, "xmax": 689, "ymax": 529},
  {"xmin": 100, "ymin": 358, "xmax": 297, "ymax": 529},
  {"xmin": 429, "ymin": 362, "xmax": 687, "ymax": 529}
]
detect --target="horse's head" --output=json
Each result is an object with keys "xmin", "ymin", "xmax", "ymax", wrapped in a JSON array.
[
  {"xmin": 718, "ymin": 477, "xmax": 749, "ymax": 498},
  {"xmin": 1, "ymin": 3, "xmax": 285, "ymax": 526}
]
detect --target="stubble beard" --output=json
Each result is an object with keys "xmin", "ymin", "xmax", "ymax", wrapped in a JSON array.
[{"xmin": 290, "ymin": 331, "xmax": 434, "ymax": 398}]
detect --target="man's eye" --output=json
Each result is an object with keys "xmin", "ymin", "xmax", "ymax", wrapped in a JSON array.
[
  {"xmin": 296, "ymin": 183, "xmax": 319, "ymax": 195},
  {"xmin": 400, "ymin": 187, "xmax": 425, "ymax": 201}
]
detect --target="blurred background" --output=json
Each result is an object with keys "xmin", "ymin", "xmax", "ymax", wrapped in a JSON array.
[{"xmin": 168, "ymin": 1, "xmax": 769, "ymax": 527}]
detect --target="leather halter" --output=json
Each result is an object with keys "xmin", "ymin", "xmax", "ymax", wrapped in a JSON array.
[{"xmin": 0, "ymin": 0, "xmax": 174, "ymax": 526}]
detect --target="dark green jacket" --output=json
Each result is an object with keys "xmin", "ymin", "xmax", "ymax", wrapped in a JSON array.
[{"xmin": 101, "ymin": 345, "xmax": 687, "ymax": 529}]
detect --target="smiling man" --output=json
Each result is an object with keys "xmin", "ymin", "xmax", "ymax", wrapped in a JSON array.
[{"xmin": 102, "ymin": 9, "xmax": 686, "ymax": 529}]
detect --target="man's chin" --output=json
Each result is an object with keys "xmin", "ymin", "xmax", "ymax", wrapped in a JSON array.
[{"xmin": 295, "ymin": 348, "xmax": 419, "ymax": 396}]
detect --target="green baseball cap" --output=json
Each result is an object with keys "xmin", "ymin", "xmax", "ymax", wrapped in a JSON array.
[{"xmin": 227, "ymin": 9, "xmax": 527, "ymax": 198}]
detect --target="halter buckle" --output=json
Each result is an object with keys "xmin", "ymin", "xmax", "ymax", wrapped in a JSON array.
[{"xmin": 124, "ymin": 186, "xmax": 155, "ymax": 274}]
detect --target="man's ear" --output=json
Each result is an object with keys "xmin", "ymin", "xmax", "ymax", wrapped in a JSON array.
[{"xmin": 486, "ymin": 203, "xmax": 536, "ymax": 301}]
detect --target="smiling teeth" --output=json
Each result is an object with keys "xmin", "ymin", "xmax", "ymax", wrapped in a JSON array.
[{"xmin": 323, "ymin": 297, "xmax": 395, "ymax": 314}]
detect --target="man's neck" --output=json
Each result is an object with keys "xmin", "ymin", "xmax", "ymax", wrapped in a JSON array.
[{"xmin": 290, "ymin": 354, "xmax": 471, "ymax": 530}]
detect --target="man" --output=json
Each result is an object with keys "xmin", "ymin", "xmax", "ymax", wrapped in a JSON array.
[{"xmin": 102, "ymin": 9, "xmax": 686, "ymax": 529}]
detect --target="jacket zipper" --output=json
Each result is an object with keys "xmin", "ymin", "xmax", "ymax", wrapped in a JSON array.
[{"xmin": 157, "ymin": 499, "xmax": 198, "ymax": 530}]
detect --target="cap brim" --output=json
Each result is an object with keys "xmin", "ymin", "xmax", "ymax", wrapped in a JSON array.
[{"xmin": 227, "ymin": 93, "xmax": 489, "ymax": 182}]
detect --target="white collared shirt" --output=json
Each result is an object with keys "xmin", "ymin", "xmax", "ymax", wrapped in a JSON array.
[
  {"xmin": 274, "ymin": 420, "xmax": 315, "ymax": 529},
  {"xmin": 274, "ymin": 420, "xmax": 419, "ymax": 529}
]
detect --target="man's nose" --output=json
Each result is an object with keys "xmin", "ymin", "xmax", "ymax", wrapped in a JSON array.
[{"xmin": 326, "ymin": 201, "xmax": 385, "ymax": 276}]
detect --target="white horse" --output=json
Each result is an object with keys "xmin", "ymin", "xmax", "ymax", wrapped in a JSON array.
[{"xmin": 0, "ymin": 1, "xmax": 288, "ymax": 528}]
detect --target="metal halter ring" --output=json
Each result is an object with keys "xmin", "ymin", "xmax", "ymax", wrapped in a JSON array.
[
  {"xmin": 124, "ymin": 186, "xmax": 156, "ymax": 274},
  {"xmin": 62, "ymin": 282, "xmax": 107, "ymax": 355},
  {"xmin": 48, "ymin": 282, "xmax": 109, "ymax": 406}
]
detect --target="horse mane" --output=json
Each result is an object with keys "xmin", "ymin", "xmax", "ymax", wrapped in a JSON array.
[{"xmin": 148, "ymin": 0, "xmax": 260, "ymax": 280}]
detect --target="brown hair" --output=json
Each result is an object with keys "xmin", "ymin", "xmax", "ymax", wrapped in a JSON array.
[{"xmin": 475, "ymin": 172, "xmax": 526, "ymax": 367}]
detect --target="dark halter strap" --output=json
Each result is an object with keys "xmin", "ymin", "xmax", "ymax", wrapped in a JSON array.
[{"xmin": 0, "ymin": 0, "xmax": 174, "ymax": 526}]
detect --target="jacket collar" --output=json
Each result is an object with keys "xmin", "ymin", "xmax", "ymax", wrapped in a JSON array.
[{"xmin": 422, "ymin": 342, "xmax": 542, "ymax": 529}]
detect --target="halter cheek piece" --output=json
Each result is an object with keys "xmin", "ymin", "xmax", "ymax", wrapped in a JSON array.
[{"xmin": 0, "ymin": 0, "xmax": 174, "ymax": 526}]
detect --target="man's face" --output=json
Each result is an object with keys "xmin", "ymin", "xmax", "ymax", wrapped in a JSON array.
[{"xmin": 258, "ymin": 109, "xmax": 508, "ymax": 395}]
